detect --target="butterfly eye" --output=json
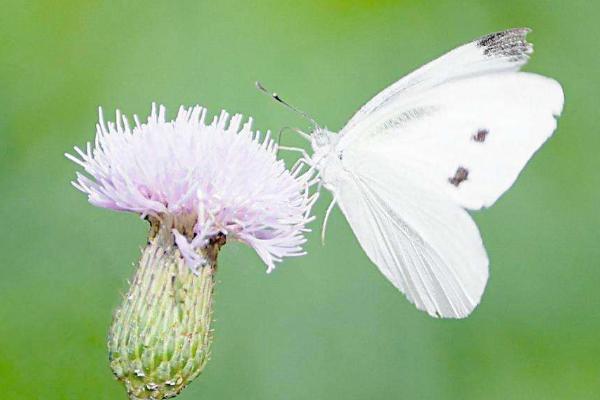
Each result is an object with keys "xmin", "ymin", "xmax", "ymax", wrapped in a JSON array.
[{"xmin": 314, "ymin": 131, "xmax": 330, "ymax": 147}]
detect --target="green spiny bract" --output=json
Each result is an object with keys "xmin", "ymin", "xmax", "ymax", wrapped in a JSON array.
[{"xmin": 108, "ymin": 223, "xmax": 224, "ymax": 399}]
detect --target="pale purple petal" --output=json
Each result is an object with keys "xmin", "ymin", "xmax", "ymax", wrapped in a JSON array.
[{"xmin": 67, "ymin": 104, "xmax": 315, "ymax": 271}]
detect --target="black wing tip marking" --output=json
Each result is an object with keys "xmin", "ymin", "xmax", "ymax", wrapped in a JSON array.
[{"xmin": 476, "ymin": 28, "xmax": 533, "ymax": 60}]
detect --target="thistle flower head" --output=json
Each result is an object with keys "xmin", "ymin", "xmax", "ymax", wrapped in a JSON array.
[
  {"xmin": 67, "ymin": 104, "xmax": 317, "ymax": 399},
  {"xmin": 67, "ymin": 104, "xmax": 316, "ymax": 272}
]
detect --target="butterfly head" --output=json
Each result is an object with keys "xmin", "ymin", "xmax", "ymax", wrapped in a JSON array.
[
  {"xmin": 310, "ymin": 127, "xmax": 336, "ymax": 154},
  {"xmin": 308, "ymin": 127, "xmax": 346, "ymax": 188}
]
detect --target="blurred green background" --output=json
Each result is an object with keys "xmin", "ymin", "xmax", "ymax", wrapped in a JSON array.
[{"xmin": 1, "ymin": 1, "xmax": 599, "ymax": 399}]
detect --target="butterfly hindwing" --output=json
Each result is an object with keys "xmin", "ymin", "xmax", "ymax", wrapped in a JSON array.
[{"xmin": 334, "ymin": 161, "xmax": 488, "ymax": 318}]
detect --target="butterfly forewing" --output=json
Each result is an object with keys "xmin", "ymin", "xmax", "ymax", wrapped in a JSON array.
[
  {"xmin": 339, "ymin": 28, "xmax": 533, "ymax": 145},
  {"xmin": 343, "ymin": 72, "xmax": 563, "ymax": 210}
]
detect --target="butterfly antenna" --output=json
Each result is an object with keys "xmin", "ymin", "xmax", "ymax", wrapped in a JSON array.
[{"xmin": 256, "ymin": 81, "xmax": 320, "ymax": 129}]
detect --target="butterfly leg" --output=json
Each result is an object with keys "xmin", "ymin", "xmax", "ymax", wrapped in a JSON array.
[
  {"xmin": 321, "ymin": 196, "xmax": 337, "ymax": 245},
  {"xmin": 293, "ymin": 164, "xmax": 321, "ymax": 189},
  {"xmin": 278, "ymin": 145, "xmax": 311, "ymax": 159},
  {"xmin": 291, "ymin": 158, "xmax": 311, "ymax": 178},
  {"xmin": 304, "ymin": 191, "xmax": 320, "ymax": 220},
  {"xmin": 278, "ymin": 145, "xmax": 313, "ymax": 172},
  {"xmin": 291, "ymin": 158, "xmax": 308, "ymax": 173}
]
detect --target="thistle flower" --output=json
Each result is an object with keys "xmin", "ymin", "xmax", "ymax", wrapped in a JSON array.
[{"xmin": 66, "ymin": 104, "xmax": 316, "ymax": 399}]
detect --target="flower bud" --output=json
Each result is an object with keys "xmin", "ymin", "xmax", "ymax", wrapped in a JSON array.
[{"xmin": 108, "ymin": 220, "xmax": 225, "ymax": 399}]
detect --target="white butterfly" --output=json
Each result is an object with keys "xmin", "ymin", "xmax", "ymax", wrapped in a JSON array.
[{"xmin": 262, "ymin": 28, "xmax": 564, "ymax": 318}]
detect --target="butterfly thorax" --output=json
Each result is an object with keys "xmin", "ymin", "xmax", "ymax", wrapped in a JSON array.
[{"xmin": 309, "ymin": 128, "xmax": 346, "ymax": 190}]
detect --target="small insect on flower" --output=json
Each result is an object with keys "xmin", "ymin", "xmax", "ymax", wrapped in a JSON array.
[{"xmin": 66, "ymin": 104, "xmax": 317, "ymax": 400}]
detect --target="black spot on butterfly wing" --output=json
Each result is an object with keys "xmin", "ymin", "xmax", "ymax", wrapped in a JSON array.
[
  {"xmin": 477, "ymin": 28, "xmax": 532, "ymax": 61},
  {"xmin": 449, "ymin": 167, "xmax": 469, "ymax": 187},
  {"xmin": 472, "ymin": 129, "xmax": 489, "ymax": 142}
]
